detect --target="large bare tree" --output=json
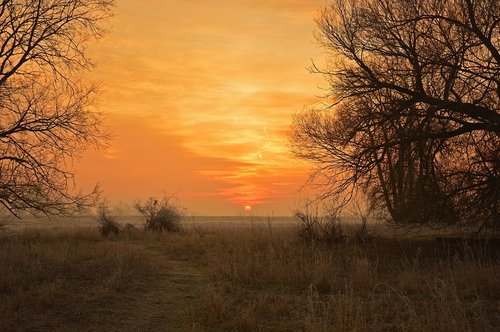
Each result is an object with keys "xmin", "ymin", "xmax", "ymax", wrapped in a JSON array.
[
  {"xmin": 291, "ymin": 0, "xmax": 499, "ymax": 230},
  {"xmin": 0, "ymin": 0, "xmax": 113, "ymax": 216}
]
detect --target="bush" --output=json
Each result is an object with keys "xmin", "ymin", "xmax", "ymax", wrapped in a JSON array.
[
  {"xmin": 97, "ymin": 203, "xmax": 120, "ymax": 237},
  {"xmin": 135, "ymin": 195, "xmax": 183, "ymax": 233},
  {"xmin": 295, "ymin": 209, "xmax": 346, "ymax": 244}
]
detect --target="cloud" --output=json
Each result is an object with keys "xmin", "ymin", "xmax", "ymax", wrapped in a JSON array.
[{"xmin": 80, "ymin": 0, "xmax": 324, "ymax": 214}]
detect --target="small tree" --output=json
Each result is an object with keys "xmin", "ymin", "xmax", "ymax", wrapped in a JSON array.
[
  {"xmin": 0, "ymin": 0, "xmax": 113, "ymax": 217},
  {"xmin": 135, "ymin": 195, "xmax": 183, "ymax": 233}
]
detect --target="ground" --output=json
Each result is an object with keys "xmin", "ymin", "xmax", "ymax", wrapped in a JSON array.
[
  {"xmin": 1, "ymin": 220, "xmax": 499, "ymax": 331},
  {"xmin": 100, "ymin": 243, "xmax": 209, "ymax": 331}
]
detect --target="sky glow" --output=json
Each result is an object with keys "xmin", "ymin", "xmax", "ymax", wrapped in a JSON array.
[{"xmin": 76, "ymin": 0, "xmax": 325, "ymax": 215}]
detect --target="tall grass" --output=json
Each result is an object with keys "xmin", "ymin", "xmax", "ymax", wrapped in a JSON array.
[
  {"xmin": 1, "ymin": 222, "xmax": 498, "ymax": 331},
  {"xmin": 187, "ymin": 225, "xmax": 500, "ymax": 331},
  {"xmin": 0, "ymin": 228, "xmax": 154, "ymax": 331}
]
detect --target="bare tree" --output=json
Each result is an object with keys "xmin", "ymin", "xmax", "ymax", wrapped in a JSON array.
[
  {"xmin": 291, "ymin": 0, "xmax": 499, "ymax": 230},
  {"xmin": 0, "ymin": 0, "xmax": 113, "ymax": 216}
]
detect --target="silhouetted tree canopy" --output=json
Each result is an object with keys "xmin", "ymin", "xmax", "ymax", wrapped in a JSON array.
[
  {"xmin": 0, "ymin": 0, "xmax": 113, "ymax": 216},
  {"xmin": 292, "ymin": 0, "xmax": 499, "ymax": 230}
]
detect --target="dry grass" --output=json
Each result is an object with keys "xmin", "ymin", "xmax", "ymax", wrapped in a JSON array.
[
  {"xmin": 1, "ymin": 222, "xmax": 499, "ymax": 331},
  {"xmin": 0, "ymin": 228, "xmax": 155, "ymax": 331},
  {"xmin": 186, "ymin": 225, "xmax": 500, "ymax": 331}
]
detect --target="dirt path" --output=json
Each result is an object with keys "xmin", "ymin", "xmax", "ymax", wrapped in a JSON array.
[{"xmin": 101, "ymin": 244, "xmax": 209, "ymax": 331}]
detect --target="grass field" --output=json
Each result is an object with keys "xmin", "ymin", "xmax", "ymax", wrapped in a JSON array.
[{"xmin": 1, "ymin": 221, "xmax": 499, "ymax": 331}]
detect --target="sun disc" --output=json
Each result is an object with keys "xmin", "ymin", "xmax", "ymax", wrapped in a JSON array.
[{"xmin": 244, "ymin": 205, "xmax": 252, "ymax": 212}]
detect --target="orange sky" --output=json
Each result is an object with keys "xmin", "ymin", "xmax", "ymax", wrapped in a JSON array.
[{"xmin": 76, "ymin": 0, "xmax": 325, "ymax": 215}]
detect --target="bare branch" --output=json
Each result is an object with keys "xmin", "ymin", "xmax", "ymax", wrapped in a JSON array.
[{"xmin": 0, "ymin": 0, "xmax": 113, "ymax": 217}]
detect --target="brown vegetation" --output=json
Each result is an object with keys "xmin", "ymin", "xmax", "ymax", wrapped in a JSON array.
[
  {"xmin": 135, "ymin": 195, "xmax": 184, "ymax": 233},
  {"xmin": 0, "ymin": 228, "xmax": 153, "ymax": 331},
  {"xmin": 1, "ymin": 221, "xmax": 498, "ymax": 331},
  {"xmin": 97, "ymin": 203, "xmax": 121, "ymax": 237},
  {"xmin": 190, "ymin": 225, "xmax": 500, "ymax": 331}
]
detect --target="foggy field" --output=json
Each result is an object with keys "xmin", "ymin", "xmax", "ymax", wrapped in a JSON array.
[
  {"xmin": 1, "ymin": 220, "xmax": 499, "ymax": 331},
  {"xmin": 0, "ymin": 215, "xmax": 299, "ymax": 231}
]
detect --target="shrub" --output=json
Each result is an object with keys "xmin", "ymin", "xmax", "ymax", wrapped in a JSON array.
[
  {"xmin": 97, "ymin": 203, "xmax": 120, "ymax": 237},
  {"xmin": 350, "ymin": 200, "xmax": 375, "ymax": 244},
  {"xmin": 295, "ymin": 209, "xmax": 346, "ymax": 244},
  {"xmin": 135, "ymin": 195, "xmax": 183, "ymax": 233}
]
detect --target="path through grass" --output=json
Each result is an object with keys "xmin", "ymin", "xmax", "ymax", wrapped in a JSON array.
[{"xmin": 1, "ymin": 225, "xmax": 499, "ymax": 331}]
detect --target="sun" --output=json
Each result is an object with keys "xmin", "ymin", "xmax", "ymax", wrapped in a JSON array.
[{"xmin": 244, "ymin": 205, "xmax": 252, "ymax": 212}]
